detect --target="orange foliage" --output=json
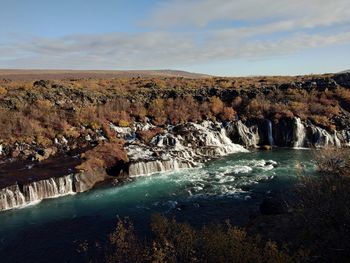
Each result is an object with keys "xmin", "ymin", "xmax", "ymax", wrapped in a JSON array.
[
  {"xmin": 137, "ymin": 128, "xmax": 163, "ymax": 144},
  {"xmin": 76, "ymin": 141, "xmax": 128, "ymax": 172}
]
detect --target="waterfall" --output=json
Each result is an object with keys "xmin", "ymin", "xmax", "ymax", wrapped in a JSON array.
[
  {"xmin": 129, "ymin": 159, "xmax": 192, "ymax": 177},
  {"xmin": 308, "ymin": 125, "xmax": 336, "ymax": 147},
  {"xmin": 266, "ymin": 120, "xmax": 275, "ymax": 146},
  {"xmin": 127, "ymin": 121, "xmax": 248, "ymax": 177},
  {"xmin": 0, "ymin": 185, "xmax": 26, "ymax": 211},
  {"xmin": 23, "ymin": 175, "xmax": 74, "ymax": 202},
  {"xmin": 293, "ymin": 117, "xmax": 306, "ymax": 148},
  {"xmin": 0, "ymin": 174, "xmax": 75, "ymax": 211},
  {"xmin": 191, "ymin": 121, "xmax": 248, "ymax": 155},
  {"xmin": 231, "ymin": 121, "xmax": 259, "ymax": 147}
]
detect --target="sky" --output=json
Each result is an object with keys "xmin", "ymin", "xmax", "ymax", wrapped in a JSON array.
[{"xmin": 0, "ymin": 0, "xmax": 350, "ymax": 76}]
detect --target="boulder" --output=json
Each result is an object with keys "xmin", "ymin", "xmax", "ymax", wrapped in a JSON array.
[{"xmin": 260, "ymin": 145, "xmax": 272, "ymax": 151}]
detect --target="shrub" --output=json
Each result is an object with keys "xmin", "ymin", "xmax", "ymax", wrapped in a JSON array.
[
  {"xmin": 118, "ymin": 120, "xmax": 130, "ymax": 127},
  {"xmin": 76, "ymin": 141, "xmax": 128, "ymax": 173},
  {"xmin": 245, "ymin": 98, "xmax": 271, "ymax": 119},
  {"xmin": 290, "ymin": 148, "xmax": 350, "ymax": 262},
  {"xmin": 221, "ymin": 107, "xmax": 236, "ymax": 121},
  {"xmin": 148, "ymin": 98, "xmax": 167, "ymax": 126},
  {"xmin": 232, "ymin": 96, "xmax": 243, "ymax": 109},
  {"xmin": 137, "ymin": 128, "xmax": 163, "ymax": 144},
  {"xmin": 209, "ymin": 96, "xmax": 224, "ymax": 115},
  {"xmin": 0, "ymin": 86, "xmax": 7, "ymax": 96},
  {"xmin": 85, "ymin": 215, "xmax": 302, "ymax": 263}
]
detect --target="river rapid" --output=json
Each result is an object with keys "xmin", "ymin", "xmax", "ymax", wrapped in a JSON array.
[{"xmin": 0, "ymin": 149, "xmax": 315, "ymax": 263}]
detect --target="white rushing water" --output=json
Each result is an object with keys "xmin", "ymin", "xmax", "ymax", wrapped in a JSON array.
[
  {"xmin": 293, "ymin": 117, "xmax": 306, "ymax": 148},
  {"xmin": 309, "ymin": 125, "xmax": 340, "ymax": 148},
  {"xmin": 127, "ymin": 121, "xmax": 248, "ymax": 177},
  {"xmin": 129, "ymin": 159, "xmax": 193, "ymax": 177},
  {"xmin": 233, "ymin": 121, "xmax": 260, "ymax": 148},
  {"xmin": 0, "ymin": 174, "xmax": 75, "ymax": 211}
]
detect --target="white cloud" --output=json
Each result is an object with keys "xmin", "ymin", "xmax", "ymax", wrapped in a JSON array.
[
  {"xmin": 1, "ymin": 0, "xmax": 350, "ymax": 70},
  {"xmin": 1, "ymin": 30, "xmax": 350, "ymax": 69},
  {"xmin": 147, "ymin": 0, "xmax": 350, "ymax": 29}
]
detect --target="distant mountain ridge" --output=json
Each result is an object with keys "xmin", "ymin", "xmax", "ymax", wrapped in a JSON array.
[
  {"xmin": 339, "ymin": 69, "xmax": 350, "ymax": 73},
  {"xmin": 0, "ymin": 69, "xmax": 211, "ymax": 80}
]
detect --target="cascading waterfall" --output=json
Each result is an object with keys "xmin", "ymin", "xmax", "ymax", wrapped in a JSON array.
[
  {"xmin": 0, "ymin": 185, "xmax": 26, "ymax": 211},
  {"xmin": 191, "ymin": 121, "xmax": 248, "ymax": 155},
  {"xmin": 23, "ymin": 175, "xmax": 74, "ymax": 202},
  {"xmin": 293, "ymin": 117, "xmax": 306, "ymax": 148},
  {"xmin": 232, "ymin": 121, "xmax": 259, "ymax": 147},
  {"xmin": 129, "ymin": 159, "xmax": 193, "ymax": 177},
  {"xmin": 127, "ymin": 121, "xmax": 248, "ymax": 177},
  {"xmin": 309, "ymin": 125, "xmax": 337, "ymax": 147},
  {"xmin": 0, "ymin": 174, "xmax": 75, "ymax": 211},
  {"xmin": 266, "ymin": 120, "xmax": 275, "ymax": 146}
]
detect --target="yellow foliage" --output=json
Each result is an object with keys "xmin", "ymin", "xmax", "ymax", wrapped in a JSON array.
[
  {"xmin": 118, "ymin": 119, "xmax": 130, "ymax": 127},
  {"xmin": 0, "ymin": 86, "xmax": 7, "ymax": 96}
]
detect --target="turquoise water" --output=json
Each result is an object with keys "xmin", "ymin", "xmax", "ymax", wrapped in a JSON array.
[{"xmin": 0, "ymin": 149, "xmax": 315, "ymax": 262}]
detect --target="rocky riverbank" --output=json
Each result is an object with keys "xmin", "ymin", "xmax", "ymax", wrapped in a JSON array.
[{"xmin": 1, "ymin": 115, "xmax": 349, "ymax": 211}]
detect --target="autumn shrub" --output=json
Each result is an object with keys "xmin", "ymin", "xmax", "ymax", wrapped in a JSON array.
[
  {"xmin": 105, "ymin": 217, "xmax": 144, "ymax": 263},
  {"xmin": 232, "ymin": 96, "xmax": 243, "ymax": 109},
  {"xmin": 196, "ymin": 100, "xmax": 210, "ymax": 120},
  {"xmin": 310, "ymin": 115, "xmax": 332, "ymax": 130},
  {"xmin": 289, "ymin": 102, "xmax": 307, "ymax": 119},
  {"xmin": 0, "ymin": 73, "xmax": 349, "ymax": 147},
  {"xmin": 220, "ymin": 107, "xmax": 236, "ymax": 121},
  {"xmin": 245, "ymin": 98, "xmax": 271, "ymax": 119},
  {"xmin": 137, "ymin": 128, "xmax": 163, "ymax": 144},
  {"xmin": 102, "ymin": 123, "xmax": 117, "ymax": 141},
  {"xmin": 309, "ymin": 103, "xmax": 324, "ymax": 115},
  {"xmin": 289, "ymin": 148, "xmax": 350, "ymax": 262},
  {"xmin": 148, "ymin": 98, "xmax": 167, "ymax": 126},
  {"xmin": 209, "ymin": 96, "xmax": 224, "ymax": 115},
  {"xmin": 0, "ymin": 86, "xmax": 7, "ymax": 96},
  {"xmin": 130, "ymin": 102, "xmax": 147, "ymax": 122},
  {"xmin": 166, "ymin": 97, "xmax": 199, "ymax": 124},
  {"xmin": 76, "ymin": 141, "xmax": 128, "ymax": 173},
  {"xmin": 336, "ymin": 87, "xmax": 350, "ymax": 104},
  {"xmin": 183, "ymin": 96, "xmax": 202, "ymax": 122},
  {"xmin": 76, "ymin": 105, "xmax": 100, "ymax": 127},
  {"xmin": 85, "ymin": 215, "xmax": 304, "ymax": 263}
]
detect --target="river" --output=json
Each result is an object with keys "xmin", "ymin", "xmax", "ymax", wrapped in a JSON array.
[{"xmin": 0, "ymin": 149, "xmax": 315, "ymax": 262}]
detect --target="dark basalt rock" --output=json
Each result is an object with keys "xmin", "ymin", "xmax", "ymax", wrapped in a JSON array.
[
  {"xmin": 334, "ymin": 73, "xmax": 350, "ymax": 88},
  {"xmin": 33, "ymin": 80, "xmax": 51, "ymax": 88}
]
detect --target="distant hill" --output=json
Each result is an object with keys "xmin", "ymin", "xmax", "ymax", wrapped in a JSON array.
[
  {"xmin": 0, "ymin": 69, "xmax": 211, "ymax": 80},
  {"xmin": 339, "ymin": 69, "xmax": 350, "ymax": 74}
]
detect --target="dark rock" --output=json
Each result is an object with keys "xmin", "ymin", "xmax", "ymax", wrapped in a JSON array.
[
  {"xmin": 33, "ymin": 80, "xmax": 51, "ymax": 88},
  {"xmin": 333, "ymin": 73, "xmax": 350, "ymax": 88}
]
